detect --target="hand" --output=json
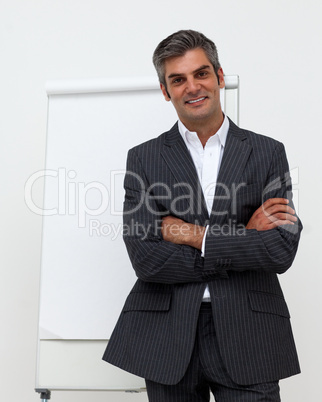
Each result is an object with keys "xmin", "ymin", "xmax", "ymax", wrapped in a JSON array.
[
  {"xmin": 246, "ymin": 198, "xmax": 297, "ymax": 231},
  {"xmin": 161, "ymin": 216, "xmax": 206, "ymax": 250}
]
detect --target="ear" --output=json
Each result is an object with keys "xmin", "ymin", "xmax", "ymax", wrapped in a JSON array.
[
  {"xmin": 217, "ymin": 67, "xmax": 225, "ymax": 89},
  {"xmin": 160, "ymin": 83, "xmax": 171, "ymax": 101}
]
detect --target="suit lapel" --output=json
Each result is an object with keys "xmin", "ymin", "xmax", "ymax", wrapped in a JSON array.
[
  {"xmin": 212, "ymin": 119, "xmax": 252, "ymax": 224},
  {"xmin": 161, "ymin": 123, "xmax": 209, "ymax": 223},
  {"xmin": 160, "ymin": 120, "xmax": 252, "ymax": 225}
]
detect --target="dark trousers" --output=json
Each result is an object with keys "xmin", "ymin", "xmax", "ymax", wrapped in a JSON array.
[{"xmin": 146, "ymin": 303, "xmax": 280, "ymax": 402}]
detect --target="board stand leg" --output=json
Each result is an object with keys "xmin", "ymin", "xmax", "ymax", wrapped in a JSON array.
[{"xmin": 35, "ymin": 389, "xmax": 51, "ymax": 402}]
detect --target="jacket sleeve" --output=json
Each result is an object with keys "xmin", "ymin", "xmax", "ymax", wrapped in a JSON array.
[
  {"xmin": 123, "ymin": 147, "xmax": 207, "ymax": 284},
  {"xmin": 203, "ymin": 142, "xmax": 302, "ymax": 276}
]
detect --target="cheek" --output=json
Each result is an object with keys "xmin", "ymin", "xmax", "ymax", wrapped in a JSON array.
[{"xmin": 172, "ymin": 95, "xmax": 184, "ymax": 107}]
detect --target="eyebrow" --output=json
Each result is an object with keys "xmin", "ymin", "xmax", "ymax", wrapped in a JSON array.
[{"xmin": 167, "ymin": 64, "xmax": 211, "ymax": 80}]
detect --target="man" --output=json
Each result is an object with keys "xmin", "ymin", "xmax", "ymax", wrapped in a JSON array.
[{"xmin": 103, "ymin": 30, "xmax": 302, "ymax": 401}]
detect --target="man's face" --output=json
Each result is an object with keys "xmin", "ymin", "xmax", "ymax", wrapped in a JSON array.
[{"xmin": 160, "ymin": 48, "xmax": 225, "ymax": 131}]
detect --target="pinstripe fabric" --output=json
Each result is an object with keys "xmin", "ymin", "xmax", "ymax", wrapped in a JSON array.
[
  {"xmin": 102, "ymin": 118, "xmax": 302, "ymax": 386},
  {"xmin": 146, "ymin": 303, "xmax": 281, "ymax": 401}
]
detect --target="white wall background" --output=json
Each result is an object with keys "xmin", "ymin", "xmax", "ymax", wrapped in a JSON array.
[{"xmin": 1, "ymin": 0, "xmax": 321, "ymax": 401}]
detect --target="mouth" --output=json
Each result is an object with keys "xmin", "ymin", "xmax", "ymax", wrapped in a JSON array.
[{"xmin": 185, "ymin": 96, "xmax": 207, "ymax": 105}]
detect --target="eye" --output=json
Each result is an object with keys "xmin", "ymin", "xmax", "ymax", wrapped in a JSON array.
[
  {"xmin": 172, "ymin": 77, "xmax": 183, "ymax": 84},
  {"xmin": 198, "ymin": 71, "xmax": 208, "ymax": 78}
]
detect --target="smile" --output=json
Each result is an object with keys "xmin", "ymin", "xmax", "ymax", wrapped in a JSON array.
[{"xmin": 186, "ymin": 97, "xmax": 206, "ymax": 104}]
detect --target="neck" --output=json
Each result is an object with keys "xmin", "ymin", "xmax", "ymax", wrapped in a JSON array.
[{"xmin": 183, "ymin": 113, "xmax": 224, "ymax": 147}]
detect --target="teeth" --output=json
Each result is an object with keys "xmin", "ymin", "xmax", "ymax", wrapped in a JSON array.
[{"xmin": 187, "ymin": 97, "xmax": 206, "ymax": 104}]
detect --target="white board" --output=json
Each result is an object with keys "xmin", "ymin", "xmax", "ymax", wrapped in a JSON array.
[{"xmin": 35, "ymin": 75, "xmax": 239, "ymax": 391}]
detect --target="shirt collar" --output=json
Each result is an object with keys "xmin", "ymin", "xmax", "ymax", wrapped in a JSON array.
[{"xmin": 178, "ymin": 114, "xmax": 229, "ymax": 148}]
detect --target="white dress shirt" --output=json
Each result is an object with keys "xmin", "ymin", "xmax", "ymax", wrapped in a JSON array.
[{"xmin": 178, "ymin": 115, "xmax": 229, "ymax": 300}]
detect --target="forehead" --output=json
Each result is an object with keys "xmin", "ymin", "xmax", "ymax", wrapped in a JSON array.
[{"xmin": 164, "ymin": 48, "xmax": 213, "ymax": 79}]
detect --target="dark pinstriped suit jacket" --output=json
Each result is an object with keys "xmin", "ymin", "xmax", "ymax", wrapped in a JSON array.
[{"xmin": 103, "ymin": 118, "xmax": 302, "ymax": 386}]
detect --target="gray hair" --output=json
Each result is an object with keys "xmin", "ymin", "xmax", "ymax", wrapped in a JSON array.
[{"xmin": 152, "ymin": 30, "xmax": 221, "ymax": 87}]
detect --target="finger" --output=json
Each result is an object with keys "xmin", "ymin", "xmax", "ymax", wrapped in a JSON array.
[
  {"xmin": 262, "ymin": 198, "xmax": 289, "ymax": 208},
  {"xmin": 262, "ymin": 198, "xmax": 290, "ymax": 213},
  {"xmin": 270, "ymin": 213, "xmax": 297, "ymax": 222},
  {"xmin": 269, "ymin": 219, "xmax": 295, "ymax": 228},
  {"xmin": 262, "ymin": 204, "xmax": 295, "ymax": 217},
  {"xmin": 265, "ymin": 214, "xmax": 297, "ymax": 224}
]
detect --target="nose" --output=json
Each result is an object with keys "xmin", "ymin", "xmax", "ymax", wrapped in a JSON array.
[{"xmin": 185, "ymin": 77, "xmax": 201, "ymax": 94}]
